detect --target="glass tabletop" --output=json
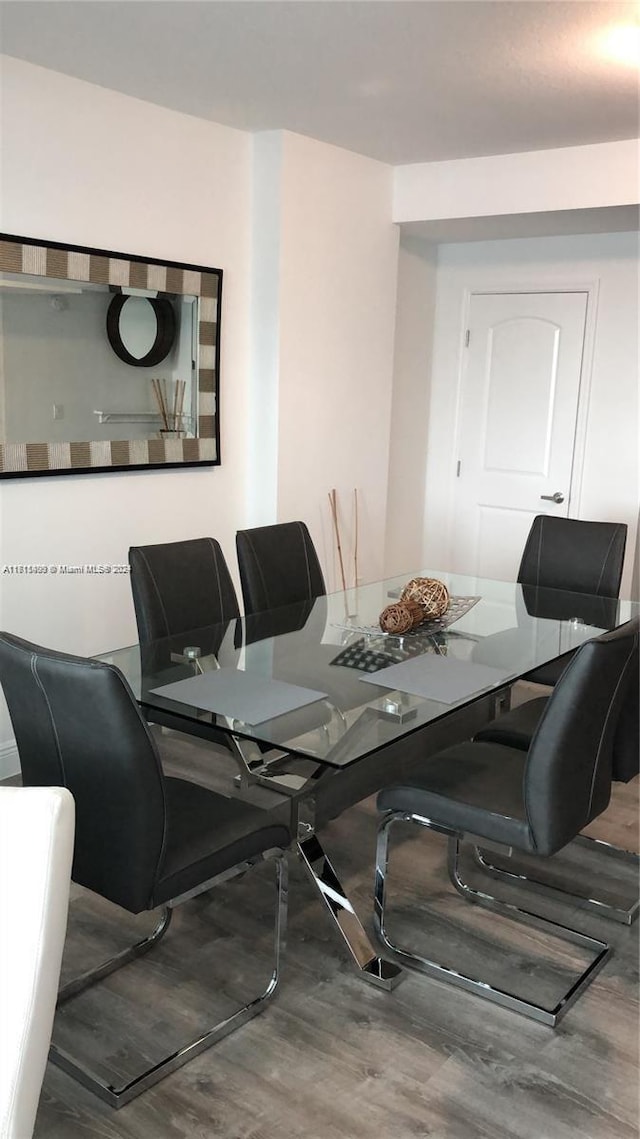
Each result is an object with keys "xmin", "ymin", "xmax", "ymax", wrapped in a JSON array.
[{"xmin": 100, "ymin": 570, "xmax": 638, "ymax": 769}]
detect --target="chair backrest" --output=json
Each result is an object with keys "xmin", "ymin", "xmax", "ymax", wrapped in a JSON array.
[
  {"xmin": 236, "ymin": 521, "xmax": 326, "ymax": 616},
  {"xmin": 612, "ymin": 638, "xmax": 639, "ymax": 782},
  {"xmin": 0, "ymin": 632, "xmax": 167, "ymax": 914},
  {"xmin": 518, "ymin": 515, "xmax": 627, "ymax": 598},
  {"xmin": 480, "ymin": 525, "xmax": 625, "ymax": 670},
  {"xmin": 0, "ymin": 786, "xmax": 74, "ymax": 1139},
  {"xmin": 128, "ymin": 537, "xmax": 240, "ymax": 642},
  {"xmin": 520, "ymin": 584, "xmax": 619, "ymax": 630},
  {"xmin": 524, "ymin": 617, "xmax": 639, "ymax": 855}
]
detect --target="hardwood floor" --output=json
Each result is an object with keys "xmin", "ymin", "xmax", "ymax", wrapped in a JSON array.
[{"xmin": 28, "ymin": 719, "xmax": 640, "ymax": 1139}]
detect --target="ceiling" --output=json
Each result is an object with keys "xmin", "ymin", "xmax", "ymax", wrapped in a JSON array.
[{"xmin": 1, "ymin": 1, "xmax": 638, "ymax": 166}]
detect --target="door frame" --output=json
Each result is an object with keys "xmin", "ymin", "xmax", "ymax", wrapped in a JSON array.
[{"xmin": 446, "ymin": 278, "xmax": 600, "ymax": 569}]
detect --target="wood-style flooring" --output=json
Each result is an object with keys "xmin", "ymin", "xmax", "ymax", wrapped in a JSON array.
[{"xmin": 27, "ymin": 696, "xmax": 640, "ymax": 1139}]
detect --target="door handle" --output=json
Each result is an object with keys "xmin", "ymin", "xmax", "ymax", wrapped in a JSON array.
[{"xmin": 540, "ymin": 492, "xmax": 565, "ymax": 504}]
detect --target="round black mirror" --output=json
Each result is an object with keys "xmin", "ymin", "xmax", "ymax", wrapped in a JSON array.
[{"xmin": 106, "ymin": 294, "xmax": 176, "ymax": 367}]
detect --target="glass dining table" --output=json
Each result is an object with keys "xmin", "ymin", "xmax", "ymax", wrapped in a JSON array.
[{"xmin": 101, "ymin": 570, "xmax": 638, "ymax": 990}]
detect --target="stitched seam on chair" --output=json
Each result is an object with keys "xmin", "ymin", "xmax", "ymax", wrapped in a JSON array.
[
  {"xmin": 244, "ymin": 532, "xmax": 271, "ymax": 610},
  {"xmin": 297, "ymin": 521, "xmax": 313, "ymax": 598},
  {"xmin": 521, "ymin": 633, "xmax": 578, "ymax": 852},
  {"xmin": 533, "ymin": 516, "xmax": 545, "ymax": 586},
  {"xmin": 33, "ymin": 650, "xmax": 168, "ymax": 906},
  {"xmin": 524, "ymin": 635, "xmax": 637, "ymax": 847},
  {"xmin": 595, "ymin": 530, "xmax": 619, "ymax": 595},
  {"xmin": 138, "ymin": 549, "xmax": 171, "ymax": 638},
  {"xmin": 521, "ymin": 749, "xmax": 538, "ymax": 851},
  {"xmin": 207, "ymin": 537, "xmax": 225, "ymax": 619},
  {"xmin": 101, "ymin": 662, "xmax": 169, "ymax": 904},
  {"xmin": 586, "ymin": 639, "xmax": 637, "ymax": 817},
  {"xmin": 32, "ymin": 656, "xmax": 68, "ymax": 787}
]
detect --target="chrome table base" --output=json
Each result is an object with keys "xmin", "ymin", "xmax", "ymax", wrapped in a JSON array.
[
  {"xmin": 297, "ymin": 832, "xmax": 403, "ymax": 990},
  {"xmin": 230, "ymin": 734, "xmax": 405, "ymax": 990}
]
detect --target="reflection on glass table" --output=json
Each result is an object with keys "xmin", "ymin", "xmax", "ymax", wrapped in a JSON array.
[{"xmin": 101, "ymin": 571, "xmax": 637, "ymax": 770}]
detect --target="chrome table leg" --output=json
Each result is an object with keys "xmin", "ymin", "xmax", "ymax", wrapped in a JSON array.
[
  {"xmin": 297, "ymin": 832, "xmax": 403, "ymax": 990},
  {"xmin": 228, "ymin": 741, "xmax": 405, "ymax": 989}
]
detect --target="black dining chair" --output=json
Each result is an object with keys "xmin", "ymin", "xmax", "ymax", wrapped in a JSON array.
[
  {"xmin": 236, "ymin": 521, "xmax": 326, "ymax": 616},
  {"xmin": 518, "ymin": 515, "xmax": 627, "ymax": 686},
  {"xmin": 373, "ymin": 617, "xmax": 638, "ymax": 1026},
  {"xmin": 0, "ymin": 631, "xmax": 290, "ymax": 1108},
  {"xmin": 128, "ymin": 536, "xmax": 244, "ymax": 751},
  {"xmin": 472, "ymin": 617, "xmax": 639, "ymax": 923},
  {"xmin": 129, "ymin": 536, "xmax": 240, "ymax": 643}
]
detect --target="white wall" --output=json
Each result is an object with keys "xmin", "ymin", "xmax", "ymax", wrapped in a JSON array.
[
  {"xmin": 0, "ymin": 58, "xmax": 252, "ymax": 657},
  {"xmin": 246, "ymin": 131, "xmax": 283, "ymax": 526},
  {"xmin": 267, "ymin": 131, "xmax": 399, "ymax": 589},
  {"xmin": 384, "ymin": 235, "xmax": 437, "ymax": 578},
  {"xmin": 0, "ymin": 59, "xmax": 403, "ymax": 773},
  {"xmin": 0, "ymin": 58, "xmax": 253, "ymax": 773},
  {"xmin": 394, "ymin": 139, "xmax": 640, "ymax": 223},
  {"xmin": 423, "ymin": 231, "xmax": 640, "ymax": 596}
]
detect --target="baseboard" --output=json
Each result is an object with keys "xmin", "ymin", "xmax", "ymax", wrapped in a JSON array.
[{"xmin": 0, "ymin": 740, "xmax": 20, "ymax": 781}]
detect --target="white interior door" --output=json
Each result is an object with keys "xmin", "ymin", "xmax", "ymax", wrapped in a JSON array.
[{"xmin": 451, "ymin": 290, "xmax": 588, "ymax": 580}]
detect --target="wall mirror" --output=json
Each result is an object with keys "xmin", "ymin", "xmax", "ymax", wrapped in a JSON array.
[{"xmin": 0, "ymin": 234, "xmax": 222, "ymax": 477}]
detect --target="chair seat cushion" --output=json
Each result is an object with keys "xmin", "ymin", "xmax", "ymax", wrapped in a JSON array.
[
  {"xmin": 524, "ymin": 650, "xmax": 575, "ymax": 687},
  {"xmin": 152, "ymin": 778, "xmax": 290, "ymax": 905},
  {"xmin": 474, "ymin": 697, "xmax": 549, "ymax": 750},
  {"xmin": 377, "ymin": 741, "xmax": 534, "ymax": 852}
]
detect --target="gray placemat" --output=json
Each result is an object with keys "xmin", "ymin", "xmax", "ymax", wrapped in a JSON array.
[
  {"xmin": 150, "ymin": 668, "xmax": 328, "ymax": 725},
  {"xmin": 359, "ymin": 654, "xmax": 510, "ymax": 705}
]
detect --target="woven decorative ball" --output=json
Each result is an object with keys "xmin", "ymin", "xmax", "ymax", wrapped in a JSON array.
[
  {"xmin": 379, "ymin": 599, "xmax": 424, "ymax": 634},
  {"xmin": 400, "ymin": 577, "xmax": 449, "ymax": 619}
]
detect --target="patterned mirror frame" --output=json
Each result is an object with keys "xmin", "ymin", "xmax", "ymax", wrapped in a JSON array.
[{"xmin": 0, "ymin": 234, "xmax": 222, "ymax": 477}]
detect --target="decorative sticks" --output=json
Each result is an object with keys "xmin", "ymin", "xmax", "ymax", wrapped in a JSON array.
[
  {"xmin": 151, "ymin": 377, "xmax": 169, "ymax": 430},
  {"xmin": 328, "ymin": 488, "xmax": 348, "ymax": 594},
  {"xmin": 353, "ymin": 487, "xmax": 359, "ymax": 589},
  {"xmin": 328, "ymin": 487, "xmax": 360, "ymax": 594},
  {"xmin": 151, "ymin": 378, "xmax": 186, "ymax": 434},
  {"xmin": 175, "ymin": 380, "xmax": 186, "ymax": 433}
]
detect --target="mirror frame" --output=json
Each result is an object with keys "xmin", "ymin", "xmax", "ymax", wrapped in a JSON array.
[{"xmin": 0, "ymin": 233, "xmax": 222, "ymax": 478}]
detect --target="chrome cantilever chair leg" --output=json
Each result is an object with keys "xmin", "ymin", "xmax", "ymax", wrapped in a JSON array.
[
  {"xmin": 56, "ymin": 906, "xmax": 173, "ymax": 1005},
  {"xmin": 50, "ymin": 853, "xmax": 288, "ymax": 1109},
  {"xmin": 373, "ymin": 813, "xmax": 611, "ymax": 1028},
  {"xmin": 577, "ymin": 832, "xmax": 640, "ymax": 860},
  {"xmin": 471, "ymin": 835, "xmax": 639, "ymax": 926}
]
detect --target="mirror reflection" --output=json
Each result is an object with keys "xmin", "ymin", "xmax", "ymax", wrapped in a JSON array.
[
  {"xmin": 118, "ymin": 296, "xmax": 159, "ymax": 359},
  {"xmin": 0, "ymin": 233, "xmax": 221, "ymax": 477},
  {"xmin": 106, "ymin": 294, "xmax": 177, "ymax": 368},
  {"xmin": 0, "ymin": 272, "xmax": 198, "ymax": 445}
]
